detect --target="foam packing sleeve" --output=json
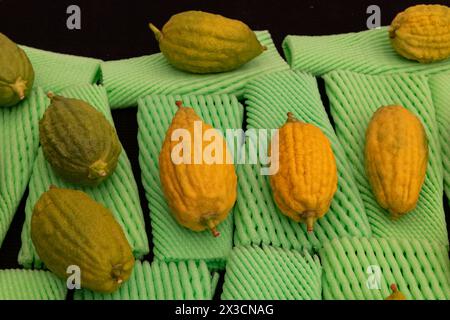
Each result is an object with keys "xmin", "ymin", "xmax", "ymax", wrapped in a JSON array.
[
  {"xmin": 74, "ymin": 260, "xmax": 219, "ymax": 300},
  {"xmin": 320, "ymin": 237, "xmax": 450, "ymax": 300},
  {"xmin": 137, "ymin": 94, "xmax": 244, "ymax": 269},
  {"xmin": 234, "ymin": 70, "xmax": 372, "ymax": 253},
  {"xmin": 283, "ymin": 27, "xmax": 450, "ymax": 76},
  {"xmin": 324, "ymin": 70, "xmax": 447, "ymax": 246},
  {"xmin": 102, "ymin": 31, "xmax": 289, "ymax": 109}
]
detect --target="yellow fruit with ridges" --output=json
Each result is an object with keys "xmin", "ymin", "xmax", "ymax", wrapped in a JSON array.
[
  {"xmin": 149, "ymin": 11, "xmax": 266, "ymax": 73},
  {"xmin": 159, "ymin": 101, "xmax": 237, "ymax": 237},
  {"xmin": 31, "ymin": 186, "xmax": 135, "ymax": 293},
  {"xmin": 389, "ymin": 4, "xmax": 450, "ymax": 63},
  {"xmin": 365, "ymin": 105, "xmax": 428, "ymax": 219},
  {"xmin": 269, "ymin": 112, "xmax": 338, "ymax": 232}
]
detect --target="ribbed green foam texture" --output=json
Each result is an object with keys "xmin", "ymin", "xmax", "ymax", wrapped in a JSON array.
[
  {"xmin": 0, "ymin": 269, "xmax": 66, "ymax": 300},
  {"xmin": 0, "ymin": 89, "xmax": 48, "ymax": 247},
  {"xmin": 324, "ymin": 70, "xmax": 447, "ymax": 246},
  {"xmin": 74, "ymin": 260, "xmax": 218, "ymax": 300},
  {"xmin": 21, "ymin": 46, "xmax": 101, "ymax": 93},
  {"xmin": 102, "ymin": 31, "xmax": 289, "ymax": 109},
  {"xmin": 320, "ymin": 237, "xmax": 450, "ymax": 300},
  {"xmin": 283, "ymin": 27, "xmax": 450, "ymax": 76},
  {"xmin": 18, "ymin": 84, "xmax": 149, "ymax": 268},
  {"xmin": 221, "ymin": 245, "xmax": 321, "ymax": 300},
  {"xmin": 137, "ymin": 94, "xmax": 243, "ymax": 269},
  {"xmin": 234, "ymin": 70, "xmax": 371, "ymax": 253},
  {"xmin": 429, "ymin": 73, "xmax": 450, "ymax": 206}
]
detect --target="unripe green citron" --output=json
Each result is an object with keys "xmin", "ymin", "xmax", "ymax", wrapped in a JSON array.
[
  {"xmin": 39, "ymin": 94, "xmax": 122, "ymax": 186},
  {"xmin": 149, "ymin": 11, "xmax": 267, "ymax": 73},
  {"xmin": 31, "ymin": 186, "xmax": 135, "ymax": 293},
  {"xmin": 0, "ymin": 33, "xmax": 35, "ymax": 107}
]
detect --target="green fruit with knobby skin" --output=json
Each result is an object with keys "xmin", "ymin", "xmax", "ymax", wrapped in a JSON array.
[
  {"xmin": 39, "ymin": 93, "xmax": 122, "ymax": 186},
  {"xmin": 31, "ymin": 186, "xmax": 135, "ymax": 293},
  {"xmin": 0, "ymin": 33, "xmax": 35, "ymax": 107},
  {"xmin": 149, "ymin": 11, "xmax": 267, "ymax": 74}
]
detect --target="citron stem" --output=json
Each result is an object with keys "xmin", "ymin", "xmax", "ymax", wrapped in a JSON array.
[
  {"xmin": 287, "ymin": 112, "xmax": 297, "ymax": 123},
  {"xmin": 175, "ymin": 101, "xmax": 184, "ymax": 109},
  {"xmin": 47, "ymin": 92, "xmax": 55, "ymax": 99},
  {"xmin": 89, "ymin": 160, "xmax": 108, "ymax": 179},
  {"xmin": 112, "ymin": 266, "xmax": 124, "ymax": 285},
  {"xmin": 211, "ymin": 228, "xmax": 220, "ymax": 238},
  {"xmin": 206, "ymin": 219, "xmax": 220, "ymax": 238},
  {"xmin": 304, "ymin": 214, "xmax": 315, "ymax": 233},
  {"xmin": 149, "ymin": 23, "xmax": 162, "ymax": 41},
  {"xmin": 389, "ymin": 28, "xmax": 397, "ymax": 39},
  {"xmin": 11, "ymin": 77, "xmax": 27, "ymax": 100}
]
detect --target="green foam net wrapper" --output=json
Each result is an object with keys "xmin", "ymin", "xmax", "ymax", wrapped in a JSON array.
[
  {"xmin": 234, "ymin": 70, "xmax": 372, "ymax": 252},
  {"xmin": 74, "ymin": 260, "xmax": 219, "ymax": 300},
  {"xmin": 21, "ymin": 46, "xmax": 101, "ymax": 93},
  {"xmin": 0, "ymin": 89, "xmax": 48, "ymax": 247},
  {"xmin": 324, "ymin": 70, "xmax": 447, "ymax": 246},
  {"xmin": 283, "ymin": 27, "xmax": 450, "ymax": 76},
  {"xmin": 429, "ymin": 73, "xmax": 450, "ymax": 207},
  {"xmin": 320, "ymin": 237, "xmax": 450, "ymax": 300},
  {"xmin": 137, "ymin": 94, "xmax": 243, "ymax": 269},
  {"xmin": 221, "ymin": 245, "xmax": 322, "ymax": 300},
  {"xmin": 0, "ymin": 269, "xmax": 66, "ymax": 300},
  {"xmin": 102, "ymin": 31, "xmax": 289, "ymax": 109}
]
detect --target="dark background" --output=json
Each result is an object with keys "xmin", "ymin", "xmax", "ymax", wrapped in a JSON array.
[{"xmin": 0, "ymin": 0, "xmax": 448, "ymax": 299}]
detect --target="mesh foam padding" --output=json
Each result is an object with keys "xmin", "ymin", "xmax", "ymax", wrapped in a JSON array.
[
  {"xmin": 21, "ymin": 46, "xmax": 101, "ymax": 93},
  {"xmin": 234, "ymin": 70, "xmax": 372, "ymax": 253},
  {"xmin": 283, "ymin": 27, "xmax": 450, "ymax": 76},
  {"xmin": 429, "ymin": 73, "xmax": 450, "ymax": 206},
  {"xmin": 323, "ymin": 70, "xmax": 447, "ymax": 246},
  {"xmin": 102, "ymin": 31, "xmax": 289, "ymax": 109},
  {"xmin": 320, "ymin": 237, "xmax": 450, "ymax": 300},
  {"xmin": 18, "ymin": 84, "xmax": 149, "ymax": 268},
  {"xmin": 0, "ymin": 89, "xmax": 48, "ymax": 247},
  {"xmin": 221, "ymin": 245, "xmax": 322, "ymax": 300},
  {"xmin": 74, "ymin": 260, "xmax": 218, "ymax": 300},
  {"xmin": 0, "ymin": 269, "xmax": 66, "ymax": 300},
  {"xmin": 137, "ymin": 94, "xmax": 243, "ymax": 269}
]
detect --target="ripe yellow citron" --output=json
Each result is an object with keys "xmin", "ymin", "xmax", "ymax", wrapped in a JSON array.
[
  {"xmin": 269, "ymin": 112, "xmax": 338, "ymax": 232},
  {"xmin": 159, "ymin": 101, "xmax": 237, "ymax": 237},
  {"xmin": 365, "ymin": 105, "xmax": 428, "ymax": 219},
  {"xmin": 389, "ymin": 4, "xmax": 450, "ymax": 63}
]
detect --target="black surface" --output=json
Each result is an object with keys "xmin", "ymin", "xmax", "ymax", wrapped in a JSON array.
[
  {"xmin": 0, "ymin": 300, "xmax": 438, "ymax": 318},
  {"xmin": 0, "ymin": 0, "xmax": 449, "ymax": 296}
]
